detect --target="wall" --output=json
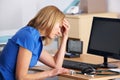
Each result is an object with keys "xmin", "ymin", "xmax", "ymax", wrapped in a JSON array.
[
  {"xmin": 107, "ymin": 0, "xmax": 120, "ymax": 13},
  {"xmin": 0, "ymin": 0, "xmax": 39, "ymax": 36},
  {"xmin": 0, "ymin": 0, "xmax": 74, "ymax": 36},
  {"xmin": 0, "ymin": 0, "xmax": 22, "ymax": 31},
  {"xmin": 1, "ymin": 0, "xmax": 120, "ymax": 35}
]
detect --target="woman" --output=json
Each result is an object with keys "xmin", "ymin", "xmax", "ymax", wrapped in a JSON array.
[{"xmin": 0, "ymin": 5, "xmax": 70, "ymax": 80}]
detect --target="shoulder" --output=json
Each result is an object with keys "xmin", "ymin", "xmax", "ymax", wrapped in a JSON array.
[
  {"xmin": 10, "ymin": 26, "xmax": 42, "ymax": 52},
  {"xmin": 12, "ymin": 26, "xmax": 41, "ymax": 41}
]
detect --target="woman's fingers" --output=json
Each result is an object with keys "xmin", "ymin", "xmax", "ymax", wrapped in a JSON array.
[
  {"xmin": 61, "ymin": 19, "xmax": 70, "ymax": 36},
  {"xmin": 63, "ymin": 19, "xmax": 70, "ymax": 29}
]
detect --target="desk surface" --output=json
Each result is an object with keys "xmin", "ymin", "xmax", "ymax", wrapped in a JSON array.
[{"xmin": 30, "ymin": 54, "xmax": 120, "ymax": 80}]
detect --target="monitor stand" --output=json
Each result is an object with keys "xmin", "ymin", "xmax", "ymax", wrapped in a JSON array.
[
  {"xmin": 99, "ymin": 56, "xmax": 118, "ymax": 68},
  {"xmin": 65, "ymin": 53, "xmax": 80, "ymax": 58}
]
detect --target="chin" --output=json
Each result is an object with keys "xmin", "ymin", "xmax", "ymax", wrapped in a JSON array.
[
  {"xmin": 48, "ymin": 36, "xmax": 54, "ymax": 39},
  {"xmin": 51, "ymin": 36, "xmax": 56, "ymax": 39},
  {"xmin": 48, "ymin": 35, "xmax": 57, "ymax": 39}
]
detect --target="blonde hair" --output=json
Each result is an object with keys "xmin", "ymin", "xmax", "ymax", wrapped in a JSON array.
[{"xmin": 27, "ymin": 5, "xmax": 65, "ymax": 45}]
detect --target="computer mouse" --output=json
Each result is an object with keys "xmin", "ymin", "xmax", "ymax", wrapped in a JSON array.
[{"xmin": 81, "ymin": 65, "xmax": 96, "ymax": 74}]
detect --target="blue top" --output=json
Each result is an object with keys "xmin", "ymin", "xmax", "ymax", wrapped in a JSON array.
[{"xmin": 0, "ymin": 26, "xmax": 43, "ymax": 80}]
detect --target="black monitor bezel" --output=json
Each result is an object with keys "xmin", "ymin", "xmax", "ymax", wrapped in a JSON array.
[{"xmin": 87, "ymin": 17, "xmax": 120, "ymax": 60}]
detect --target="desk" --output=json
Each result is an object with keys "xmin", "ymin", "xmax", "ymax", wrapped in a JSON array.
[{"xmin": 30, "ymin": 54, "xmax": 120, "ymax": 80}]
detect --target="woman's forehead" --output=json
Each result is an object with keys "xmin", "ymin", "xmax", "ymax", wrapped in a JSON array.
[{"xmin": 56, "ymin": 21, "xmax": 62, "ymax": 26}]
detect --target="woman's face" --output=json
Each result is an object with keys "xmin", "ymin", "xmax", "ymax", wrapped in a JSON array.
[{"xmin": 48, "ymin": 22, "xmax": 62, "ymax": 39}]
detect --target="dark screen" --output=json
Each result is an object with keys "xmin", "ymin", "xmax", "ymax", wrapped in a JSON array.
[
  {"xmin": 88, "ymin": 17, "xmax": 120, "ymax": 59},
  {"xmin": 67, "ymin": 38, "xmax": 82, "ymax": 53}
]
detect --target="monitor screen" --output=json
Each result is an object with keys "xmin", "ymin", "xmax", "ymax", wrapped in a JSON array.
[
  {"xmin": 67, "ymin": 38, "xmax": 83, "ymax": 54},
  {"xmin": 87, "ymin": 17, "xmax": 120, "ymax": 68}
]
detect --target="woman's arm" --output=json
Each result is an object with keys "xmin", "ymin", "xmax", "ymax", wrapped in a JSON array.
[
  {"xmin": 15, "ymin": 46, "xmax": 68, "ymax": 80},
  {"xmin": 39, "ymin": 19, "xmax": 70, "ymax": 68},
  {"xmin": 39, "ymin": 50, "xmax": 56, "ymax": 68},
  {"xmin": 52, "ymin": 19, "xmax": 70, "ymax": 68}
]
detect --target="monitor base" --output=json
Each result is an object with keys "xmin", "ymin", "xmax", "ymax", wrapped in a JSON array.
[
  {"xmin": 98, "ymin": 63, "xmax": 118, "ymax": 68},
  {"xmin": 65, "ymin": 53, "xmax": 80, "ymax": 58}
]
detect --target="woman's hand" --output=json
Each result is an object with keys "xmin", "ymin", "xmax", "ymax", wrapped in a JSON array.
[
  {"xmin": 47, "ymin": 68, "xmax": 70, "ymax": 78},
  {"xmin": 61, "ymin": 19, "xmax": 70, "ymax": 38}
]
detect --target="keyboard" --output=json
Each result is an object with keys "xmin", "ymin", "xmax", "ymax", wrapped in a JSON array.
[{"xmin": 62, "ymin": 60, "xmax": 99, "ymax": 70}]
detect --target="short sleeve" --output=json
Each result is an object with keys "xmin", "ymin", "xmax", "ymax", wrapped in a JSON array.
[{"xmin": 12, "ymin": 31, "xmax": 35, "ymax": 53}]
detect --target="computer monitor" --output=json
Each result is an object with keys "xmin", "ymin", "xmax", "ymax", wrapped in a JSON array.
[{"xmin": 87, "ymin": 17, "xmax": 120, "ymax": 68}]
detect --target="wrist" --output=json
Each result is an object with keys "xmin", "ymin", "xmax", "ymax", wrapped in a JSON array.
[
  {"xmin": 62, "ymin": 35, "xmax": 68, "ymax": 41},
  {"xmin": 47, "ymin": 72, "xmax": 51, "ymax": 78}
]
